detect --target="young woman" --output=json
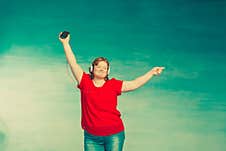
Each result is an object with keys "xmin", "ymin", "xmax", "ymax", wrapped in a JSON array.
[{"xmin": 59, "ymin": 32, "xmax": 164, "ymax": 151}]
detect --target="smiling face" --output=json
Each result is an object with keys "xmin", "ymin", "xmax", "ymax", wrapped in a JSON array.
[
  {"xmin": 93, "ymin": 61, "xmax": 109, "ymax": 79},
  {"xmin": 89, "ymin": 57, "xmax": 110, "ymax": 80}
]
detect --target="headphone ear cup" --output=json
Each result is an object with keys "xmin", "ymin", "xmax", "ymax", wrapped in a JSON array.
[
  {"xmin": 89, "ymin": 64, "xmax": 93, "ymax": 73},
  {"xmin": 107, "ymin": 66, "xmax": 110, "ymax": 75}
]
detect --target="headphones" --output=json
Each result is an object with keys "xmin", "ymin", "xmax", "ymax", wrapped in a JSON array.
[{"xmin": 89, "ymin": 64, "xmax": 110, "ymax": 75}]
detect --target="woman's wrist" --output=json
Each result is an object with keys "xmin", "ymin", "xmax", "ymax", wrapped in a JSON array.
[{"xmin": 62, "ymin": 41, "xmax": 70, "ymax": 46}]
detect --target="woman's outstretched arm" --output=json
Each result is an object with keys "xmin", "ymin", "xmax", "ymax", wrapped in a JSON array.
[
  {"xmin": 121, "ymin": 67, "xmax": 165, "ymax": 92},
  {"xmin": 59, "ymin": 32, "xmax": 83, "ymax": 84}
]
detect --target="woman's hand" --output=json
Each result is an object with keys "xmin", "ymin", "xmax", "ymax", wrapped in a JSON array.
[
  {"xmin": 58, "ymin": 32, "xmax": 70, "ymax": 44},
  {"xmin": 151, "ymin": 67, "xmax": 165, "ymax": 76}
]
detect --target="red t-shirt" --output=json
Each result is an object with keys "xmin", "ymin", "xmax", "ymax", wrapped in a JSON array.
[{"xmin": 77, "ymin": 72, "xmax": 124, "ymax": 136}]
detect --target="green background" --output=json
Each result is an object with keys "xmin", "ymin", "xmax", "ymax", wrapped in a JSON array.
[{"xmin": 0, "ymin": 0, "xmax": 225, "ymax": 150}]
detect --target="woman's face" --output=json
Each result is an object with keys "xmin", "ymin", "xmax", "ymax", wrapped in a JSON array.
[{"xmin": 93, "ymin": 61, "xmax": 108, "ymax": 79}]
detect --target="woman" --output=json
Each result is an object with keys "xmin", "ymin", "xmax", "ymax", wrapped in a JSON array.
[{"xmin": 59, "ymin": 32, "xmax": 164, "ymax": 151}]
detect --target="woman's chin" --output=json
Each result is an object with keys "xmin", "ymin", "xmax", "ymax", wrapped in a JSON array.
[{"xmin": 94, "ymin": 74, "xmax": 106, "ymax": 79}]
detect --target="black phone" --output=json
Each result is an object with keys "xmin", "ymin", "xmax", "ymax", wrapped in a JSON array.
[{"xmin": 60, "ymin": 31, "xmax": 70, "ymax": 39}]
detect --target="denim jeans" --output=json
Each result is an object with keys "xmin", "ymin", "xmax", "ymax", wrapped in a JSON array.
[{"xmin": 84, "ymin": 130, "xmax": 125, "ymax": 151}]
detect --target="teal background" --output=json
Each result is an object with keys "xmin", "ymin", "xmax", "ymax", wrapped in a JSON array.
[{"xmin": 0, "ymin": 0, "xmax": 226, "ymax": 150}]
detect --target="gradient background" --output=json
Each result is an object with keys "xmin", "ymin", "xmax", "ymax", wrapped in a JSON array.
[{"xmin": 0, "ymin": 0, "xmax": 226, "ymax": 150}]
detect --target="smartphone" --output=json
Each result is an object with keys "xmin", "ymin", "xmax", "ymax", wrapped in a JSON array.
[{"xmin": 60, "ymin": 31, "xmax": 70, "ymax": 39}]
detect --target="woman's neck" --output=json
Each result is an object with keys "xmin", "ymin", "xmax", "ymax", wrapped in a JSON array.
[{"xmin": 93, "ymin": 78, "xmax": 105, "ymax": 87}]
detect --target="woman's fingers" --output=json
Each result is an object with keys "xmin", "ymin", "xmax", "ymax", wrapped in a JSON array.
[
  {"xmin": 58, "ymin": 32, "xmax": 70, "ymax": 43},
  {"xmin": 58, "ymin": 32, "xmax": 63, "ymax": 38},
  {"xmin": 153, "ymin": 67, "xmax": 165, "ymax": 75},
  {"xmin": 158, "ymin": 67, "xmax": 165, "ymax": 74}
]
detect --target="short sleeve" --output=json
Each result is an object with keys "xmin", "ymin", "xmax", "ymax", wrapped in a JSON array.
[
  {"xmin": 77, "ymin": 72, "xmax": 89, "ymax": 89},
  {"xmin": 111, "ymin": 78, "xmax": 123, "ymax": 96}
]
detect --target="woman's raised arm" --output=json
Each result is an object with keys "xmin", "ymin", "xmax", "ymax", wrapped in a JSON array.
[{"xmin": 59, "ymin": 32, "xmax": 83, "ymax": 84}]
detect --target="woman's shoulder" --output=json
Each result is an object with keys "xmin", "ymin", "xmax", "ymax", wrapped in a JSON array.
[
  {"xmin": 83, "ymin": 72, "xmax": 91, "ymax": 78},
  {"xmin": 108, "ymin": 77, "xmax": 123, "ymax": 84},
  {"xmin": 80, "ymin": 72, "xmax": 92, "ymax": 82},
  {"xmin": 77, "ymin": 72, "xmax": 92, "ymax": 89}
]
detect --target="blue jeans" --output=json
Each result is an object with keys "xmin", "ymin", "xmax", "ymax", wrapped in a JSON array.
[{"xmin": 84, "ymin": 130, "xmax": 125, "ymax": 151}]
